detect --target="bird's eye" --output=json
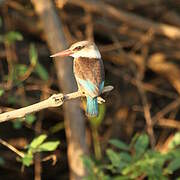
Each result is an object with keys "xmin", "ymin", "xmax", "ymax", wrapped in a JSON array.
[{"xmin": 73, "ymin": 46, "xmax": 84, "ymax": 51}]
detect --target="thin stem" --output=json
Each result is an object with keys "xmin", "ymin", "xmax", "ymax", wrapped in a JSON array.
[
  {"xmin": 91, "ymin": 126, "xmax": 102, "ymax": 160},
  {"xmin": 0, "ymin": 138, "xmax": 24, "ymax": 157}
]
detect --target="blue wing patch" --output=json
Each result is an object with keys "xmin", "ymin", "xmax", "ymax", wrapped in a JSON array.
[
  {"xmin": 99, "ymin": 81, "xmax": 104, "ymax": 92},
  {"xmin": 77, "ymin": 78, "xmax": 96, "ymax": 93},
  {"xmin": 77, "ymin": 78, "xmax": 104, "ymax": 97}
]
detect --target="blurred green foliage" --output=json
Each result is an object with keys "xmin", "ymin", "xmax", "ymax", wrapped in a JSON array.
[
  {"xmin": 0, "ymin": 31, "xmax": 23, "ymax": 44},
  {"xmin": 29, "ymin": 43, "xmax": 49, "ymax": 81},
  {"xmin": 21, "ymin": 134, "xmax": 60, "ymax": 167},
  {"xmin": 0, "ymin": 30, "xmax": 49, "ymax": 126},
  {"xmin": 0, "ymin": 88, "xmax": 4, "ymax": 96},
  {"xmin": 83, "ymin": 132, "xmax": 180, "ymax": 180},
  {"xmin": 25, "ymin": 114, "xmax": 36, "ymax": 125},
  {"xmin": 29, "ymin": 43, "xmax": 38, "ymax": 66},
  {"xmin": 13, "ymin": 114, "xmax": 37, "ymax": 129},
  {"xmin": 13, "ymin": 64, "xmax": 28, "ymax": 80},
  {"xmin": 35, "ymin": 62, "xmax": 49, "ymax": 81},
  {"xmin": 0, "ymin": 28, "xmax": 56, "ymax": 169},
  {"xmin": 13, "ymin": 119, "xmax": 23, "ymax": 129},
  {"xmin": 49, "ymin": 121, "xmax": 65, "ymax": 134},
  {"xmin": 4, "ymin": 31, "xmax": 23, "ymax": 44},
  {"xmin": 168, "ymin": 132, "xmax": 180, "ymax": 149},
  {"xmin": 0, "ymin": 30, "xmax": 49, "ymax": 86}
]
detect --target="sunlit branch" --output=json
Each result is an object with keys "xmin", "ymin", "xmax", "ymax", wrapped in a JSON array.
[{"xmin": 0, "ymin": 86, "xmax": 113, "ymax": 123}]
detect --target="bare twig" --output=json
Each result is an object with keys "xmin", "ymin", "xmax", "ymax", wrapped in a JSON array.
[
  {"xmin": 148, "ymin": 53, "xmax": 180, "ymax": 95},
  {"xmin": 152, "ymin": 98, "xmax": 180, "ymax": 125},
  {"xmin": 67, "ymin": 0, "xmax": 180, "ymax": 39},
  {"xmin": 0, "ymin": 86, "xmax": 113, "ymax": 123},
  {"xmin": 156, "ymin": 118, "xmax": 180, "ymax": 129},
  {"xmin": 42, "ymin": 154, "xmax": 57, "ymax": 165},
  {"xmin": 136, "ymin": 79, "xmax": 155, "ymax": 148},
  {"xmin": 0, "ymin": 138, "xmax": 24, "ymax": 158}
]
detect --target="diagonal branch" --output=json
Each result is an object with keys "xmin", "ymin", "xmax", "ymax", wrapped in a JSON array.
[{"xmin": 0, "ymin": 86, "xmax": 113, "ymax": 123}]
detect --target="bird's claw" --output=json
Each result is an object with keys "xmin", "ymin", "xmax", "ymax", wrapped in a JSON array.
[{"xmin": 97, "ymin": 97, "xmax": 105, "ymax": 104}]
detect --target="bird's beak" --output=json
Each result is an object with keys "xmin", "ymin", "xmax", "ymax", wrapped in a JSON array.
[{"xmin": 50, "ymin": 49, "xmax": 73, "ymax": 58}]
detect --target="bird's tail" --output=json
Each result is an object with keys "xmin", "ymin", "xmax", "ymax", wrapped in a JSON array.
[{"xmin": 86, "ymin": 96, "xmax": 98, "ymax": 117}]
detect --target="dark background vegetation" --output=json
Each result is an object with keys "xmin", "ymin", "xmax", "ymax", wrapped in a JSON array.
[{"xmin": 0, "ymin": 0, "xmax": 180, "ymax": 179}]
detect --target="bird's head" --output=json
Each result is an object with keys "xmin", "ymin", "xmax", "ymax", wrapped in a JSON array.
[{"xmin": 50, "ymin": 41, "xmax": 101, "ymax": 59}]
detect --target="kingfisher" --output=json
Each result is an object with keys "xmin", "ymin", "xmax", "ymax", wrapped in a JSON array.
[{"xmin": 50, "ymin": 41, "xmax": 105, "ymax": 117}]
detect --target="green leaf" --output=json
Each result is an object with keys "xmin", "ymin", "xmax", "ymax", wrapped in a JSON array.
[
  {"xmin": 49, "ymin": 122, "xmax": 65, "ymax": 134},
  {"xmin": 0, "ymin": 88, "xmax": 4, "ymax": 96},
  {"xmin": 119, "ymin": 152, "xmax": 132, "ymax": 163},
  {"xmin": 113, "ymin": 176, "xmax": 130, "ymax": 180},
  {"xmin": 29, "ymin": 44, "xmax": 49, "ymax": 81},
  {"xmin": 167, "ymin": 157, "xmax": 180, "ymax": 173},
  {"xmin": 106, "ymin": 149, "xmax": 121, "ymax": 168},
  {"xmin": 25, "ymin": 114, "xmax": 36, "ymax": 125},
  {"xmin": 5, "ymin": 31, "xmax": 23, "ymax": 44},
  {"xmin": 8, "ymin": 96, "xmax": 18, "ymax": 105},
  {"xmin": 30, "ymin": 134, "xmax": 47, "ymax": 149},
  {"xmin": 29, "ymin": 44, "xmax": 38, "ymax": 66},
  {"xmin": 168, "ymin": 132, "xmax": 180, "ymax": 149},
  {"xmin": 134, "ymin": 134, "xmax": 149, "ymax": 157},
  {"xmin": 109, "ymin": 139, "xmax": 129, "ymax": 151},
  {"xmin": 15, "ymin": 64, "xmax": 28, "ymax": 77},
  {"xmin": 38, "ymin": 141, "xmax": 60, "ymax": 152},
  {"xmin": 81, "ymin": 155, "xmax": 94, "ymax": 173},
  {"xmin": 13, "ymin": 119, "xmax": 23, "ymax": 129},
  {"xmin": 22, "ymin": 153, "xmax": 33, "ymax": 167},
  {"xmin": 35, "ymin": 63, "xmax": 49, "ymax": 81},
  {"xmin": 169, "ymin": 149, "xmax": 180, "ymax": 158}
]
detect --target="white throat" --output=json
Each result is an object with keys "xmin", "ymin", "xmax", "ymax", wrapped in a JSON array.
[{"xmin": 71, "ymin": 49, "xmax": 101, "ymax": 59}]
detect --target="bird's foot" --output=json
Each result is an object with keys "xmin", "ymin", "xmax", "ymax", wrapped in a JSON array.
[{"xmin": 97, "ymin": 97, "xmax": 105, "ymax": 104}]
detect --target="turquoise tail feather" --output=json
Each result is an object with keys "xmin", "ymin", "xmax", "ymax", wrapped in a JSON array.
[{"xmin": 86, "ymin": 96, "xmax": 98, "ymax": 117}]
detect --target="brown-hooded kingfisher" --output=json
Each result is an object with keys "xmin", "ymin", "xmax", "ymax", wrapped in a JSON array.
[{"xmin": 50, "ymin": 41, "xmax": 105, "ymax": 117}]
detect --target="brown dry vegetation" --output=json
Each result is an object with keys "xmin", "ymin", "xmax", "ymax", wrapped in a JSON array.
[{"xmin": 0, "ymin": 0, "xmax": 180, "ymax": 179}]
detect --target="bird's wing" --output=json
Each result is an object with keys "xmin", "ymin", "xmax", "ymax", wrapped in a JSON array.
[{"xmin": 74, "ymin": 57, "xmax": 105, "ymax": 98}]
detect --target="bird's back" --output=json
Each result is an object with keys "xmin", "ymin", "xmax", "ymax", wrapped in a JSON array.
[{"xmin": 74, "ymin": 57, "xmax": 105, "ymax": 97}]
